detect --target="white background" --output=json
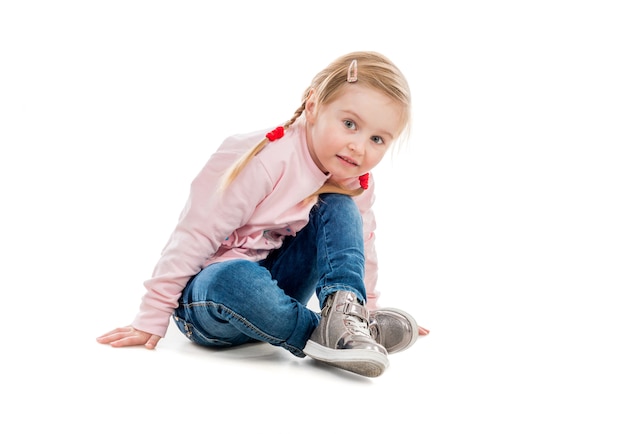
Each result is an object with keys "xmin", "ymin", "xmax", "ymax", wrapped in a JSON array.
[{"xmin": 1, "ymin": 1, "xmax": 624, "ymax": 432}]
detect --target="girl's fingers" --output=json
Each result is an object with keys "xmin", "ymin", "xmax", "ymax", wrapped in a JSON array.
[
  {"xmin": 97, "ymin": 326, "xmax": 160, "ymax": 349},
  {"xmin": 144, "ymin": 335, "xmax": 161, "ymax": 350},
  {"xmin": 97, "ymin": 326, "xmax": 132, "ymax": 340},
  {"xmin": 96, "ymin": 326, "xmax": 141, "ymax": 346}
]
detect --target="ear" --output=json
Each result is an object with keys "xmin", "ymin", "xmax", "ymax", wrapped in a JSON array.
[{"xmin": 304, "ymin": 88, "xmax": 318, "ymax": 123}]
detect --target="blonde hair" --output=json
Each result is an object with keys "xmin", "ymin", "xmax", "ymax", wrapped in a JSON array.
[{"xmin": 221, "ymin": 51, "xmax": 412, "ymax": 196}]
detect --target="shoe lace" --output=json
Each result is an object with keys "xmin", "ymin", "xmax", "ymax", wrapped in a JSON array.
[{"xmin": 344, "ymin": 315, "xmax": 371, "ymax": 338}]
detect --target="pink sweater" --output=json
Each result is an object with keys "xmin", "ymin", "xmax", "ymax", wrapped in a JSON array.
[{"xmin": 132, "ymin": 121, "xmax": 380, "ymax": 337}]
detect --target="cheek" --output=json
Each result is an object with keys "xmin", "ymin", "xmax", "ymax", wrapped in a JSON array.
[
  {"xmin": 315, "ymin": 128, "xmax": 341, "ymax": 154},
  {"xmin": 366, "ymin": 147, "xmax": 388, "ymax": 167}
]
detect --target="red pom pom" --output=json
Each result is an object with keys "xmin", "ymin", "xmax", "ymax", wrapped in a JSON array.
[
  {"xmin": 359, "ymin": 173, "xmax": 369, "ymax": 189},
  {"xmin": 265, "ymin": 126, "xmax": 285, "ymax": 141}
]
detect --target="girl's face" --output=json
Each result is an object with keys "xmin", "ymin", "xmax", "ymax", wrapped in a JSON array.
[{"xmin": 305, "ymin": 85, "xmax": 404, "ymax": 183}]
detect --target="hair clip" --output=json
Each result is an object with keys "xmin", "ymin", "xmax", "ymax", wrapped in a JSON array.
[
  {"xmin": 265, "ymin": 126, "xmax": 285, "ymax": 141},
  {"xmin": 359, "ymin": 173, "xmax": 369, "ymax": 189},
  {"xmin": 347, "ymin": 59, "xmax": 358, "ymax": 83}
]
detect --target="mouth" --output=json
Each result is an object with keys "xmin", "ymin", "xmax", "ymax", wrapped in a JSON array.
[{"xmin": 337, "ymin": 155, "xmax": 359, "ymax": 167}]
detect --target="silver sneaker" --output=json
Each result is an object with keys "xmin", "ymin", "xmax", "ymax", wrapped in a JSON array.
[
  {"xmin": 303, "ymin": 291, "xmax": 389, "ymax": 377},
  {"xmin": 369, "ymin": 308, "xmax": 419, "ymax": 354}
]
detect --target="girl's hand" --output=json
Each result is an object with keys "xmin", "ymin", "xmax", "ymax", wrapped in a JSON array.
[
  {"xmin": 96, "ymin": 326, "xmax": 161, "ymax": 349},
  {"xmin": 418, "ymin": 326, "xmax": 430, "ymax": 337}
]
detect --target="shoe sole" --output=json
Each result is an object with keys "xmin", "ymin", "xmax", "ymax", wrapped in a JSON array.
[{"xmin": 303, "ymin": 341, "xmax": 389, "ymax": 378}]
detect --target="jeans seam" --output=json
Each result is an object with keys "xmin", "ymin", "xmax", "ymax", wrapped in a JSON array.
[{"xmin": 184, "ymin": 300, "xmax": 304, "ymax": 356}]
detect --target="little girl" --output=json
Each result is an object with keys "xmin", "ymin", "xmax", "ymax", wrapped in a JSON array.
[{"xmin": 97, "ymin": 51, "xmax": 429, "ymax": 377}]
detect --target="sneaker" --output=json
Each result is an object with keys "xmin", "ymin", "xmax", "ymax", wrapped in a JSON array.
[
  {"xmin": 303, "ymin": 291, "xmax": 389, "ymax": 377},
  {"xmin": 369, "ymin": 308, "xmax": 419, "ymax": 354}
]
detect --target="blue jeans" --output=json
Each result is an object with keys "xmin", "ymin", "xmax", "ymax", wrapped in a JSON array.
[{"xmin": 173, "ymin": 193, "xmax": 367, "ymax": 357}]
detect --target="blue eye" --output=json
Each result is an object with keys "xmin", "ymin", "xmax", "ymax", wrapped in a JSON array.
[
  {"xmin": 344, "ymin": 120, "xmax": 356, "ymax": 129},
  {"xmin": 372, "ymin": 136, "xmax": 384, "ymax": 145}
]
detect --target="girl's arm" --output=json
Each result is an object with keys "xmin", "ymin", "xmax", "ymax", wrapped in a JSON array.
[{"xmin": 131, "ymin": 153, "xmax": 275, "ymax": 339}]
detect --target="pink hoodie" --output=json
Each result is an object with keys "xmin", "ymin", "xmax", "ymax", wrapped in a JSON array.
[{"xmin": 132, "ymin": 120, "xmax": 380, "ymax": 337}]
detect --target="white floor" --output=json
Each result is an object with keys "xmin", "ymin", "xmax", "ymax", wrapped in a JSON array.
[
  {"xmin": 3, "ymin": 261, "xmax": 625, "ymax": 433},
  {"xmin": 2, "ymin": 2, "xmax": 625, "ymax": 433}
]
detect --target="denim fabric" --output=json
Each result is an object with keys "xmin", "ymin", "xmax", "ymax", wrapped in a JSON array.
[{"xmin": 173, "ymin": 193, "xmax": 367, "ymax": 357}]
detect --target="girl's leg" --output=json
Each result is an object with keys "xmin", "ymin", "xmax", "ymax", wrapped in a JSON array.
[
  {"xmin": 173, "ymin": 259, "xmax": 319, "ymax": 357},
  {"xmin": 264, "ymin": 194, "xmax": 389, "ymax": 377},
  {"xmin": 261, "ymin": 193, "xmax": 368, "ymax": 307},
  {"xmin": 173, "ymin": 193, "xmax": 365, "ymax": 357},
  {"xmin": 174, "ymin": 193, "xmax": 392, "ymax": 376}
]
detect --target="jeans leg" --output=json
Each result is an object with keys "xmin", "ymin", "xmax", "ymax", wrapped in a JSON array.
[
  {"xmin": 174, "ymin": 260, "xmax": 319, "ymax": 357},
  {"xmin": 173, "ymin": 194, "xmax": 367, "ymax": 357},
  {"xmin": 262, "ymin": 193, "xmax": 367, "ymax": 309}
]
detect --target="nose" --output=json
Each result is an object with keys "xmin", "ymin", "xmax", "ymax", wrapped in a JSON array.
[{"xmin": 348, "ymin": 136, "xmax": 366, "ymax": 154}]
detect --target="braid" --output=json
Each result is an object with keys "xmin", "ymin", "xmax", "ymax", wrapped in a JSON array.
[
  {"xmin": 284, "ymin": 101, "xmax": 306, "ymax": 129},
  {"xmin": 222, "ymin": 51, "xmax": 410, "ymax": 199},
  {"xmin": 219, "ymin": 102, "xmax": 307, "ymax": 191},
  {"xmin": 313, "ymin": 180, "xmax": 363, "ymax": 197}
]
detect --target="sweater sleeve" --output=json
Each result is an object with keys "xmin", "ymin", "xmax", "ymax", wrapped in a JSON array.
[
  {"xmin": 131, "ymin": 151, "xmax": 274, "ymax": 337},
  {"xmin": 353, "ymin": 175, "xmax": 380, "ymax": 310}
]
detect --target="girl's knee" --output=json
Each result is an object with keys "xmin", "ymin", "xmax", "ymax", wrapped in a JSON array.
[
  {"xmin": 189, "ymin": 260, "xmax": 263, "ymax": 300},
  {"xmin": 317, "ymin": 193, "xmax": 361, "ymax": 220}
]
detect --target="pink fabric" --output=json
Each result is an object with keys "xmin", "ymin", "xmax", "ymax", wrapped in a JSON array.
[{"xmin": 132, "ymin": 121, "xmax": 380, "ymax": 337}]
